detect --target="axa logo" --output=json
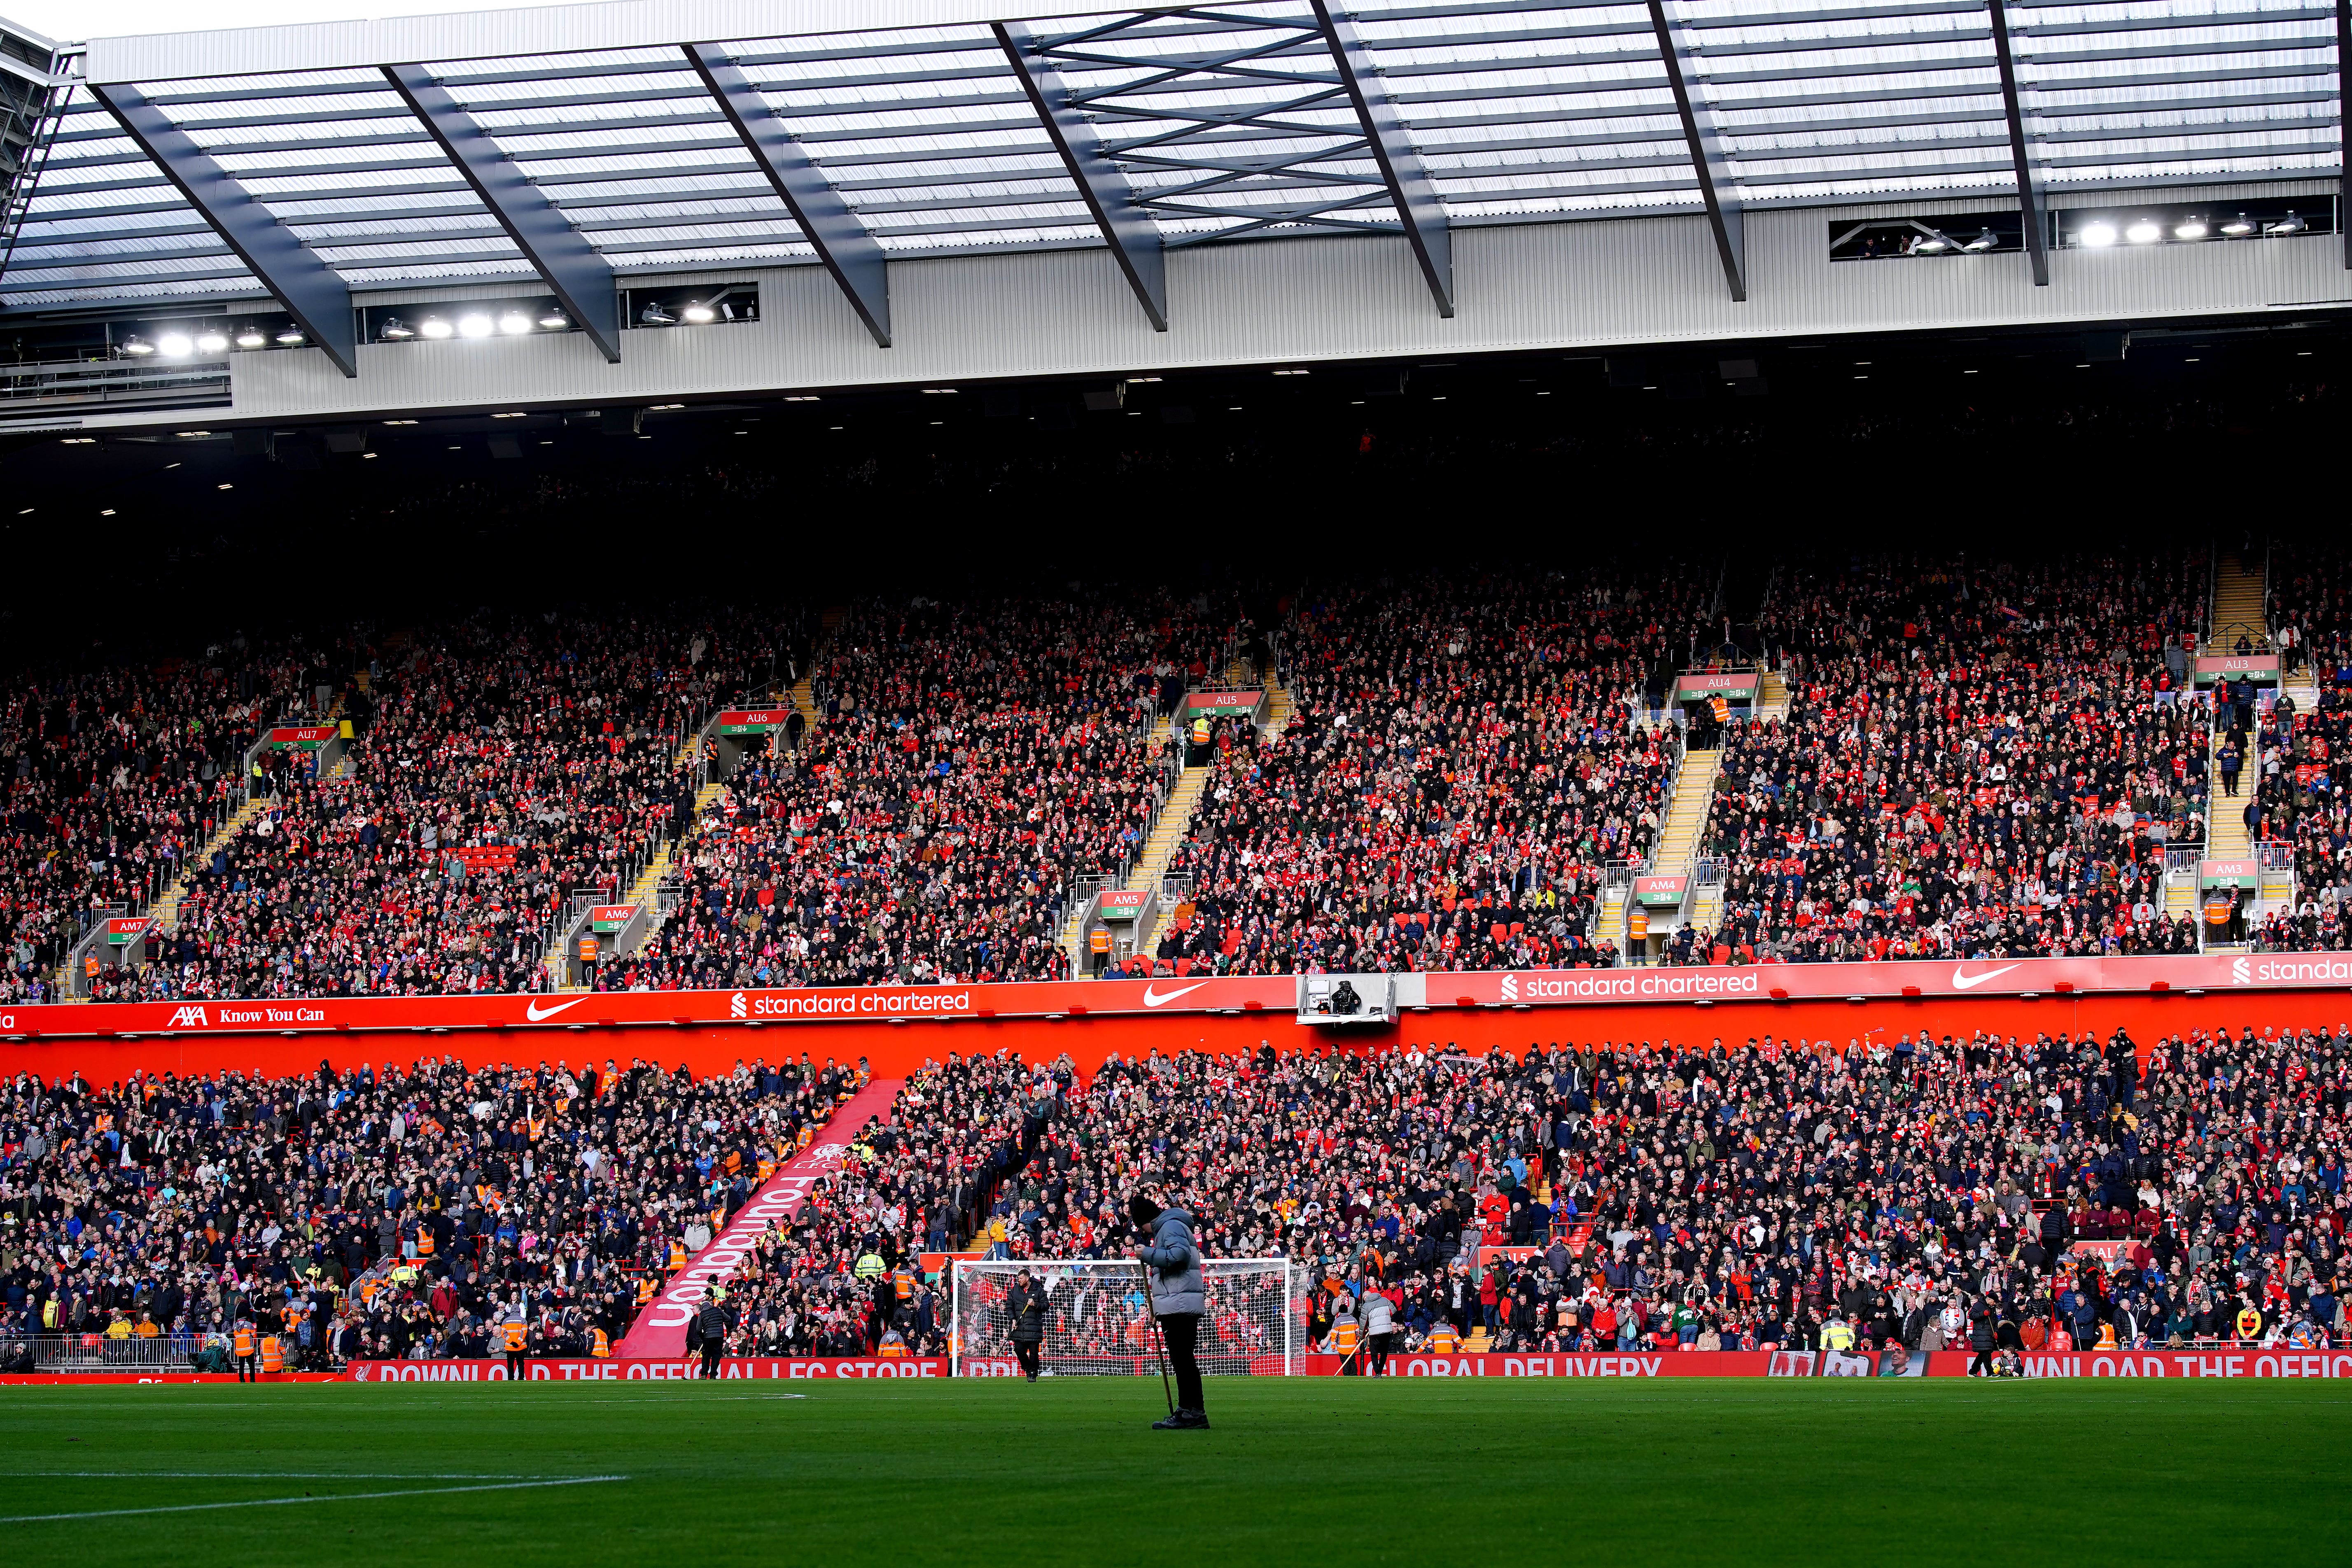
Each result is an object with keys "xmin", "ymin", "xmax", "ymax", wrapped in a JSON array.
[
  {"xmin": 1501, "ymin": 975, "xmax": 1519, "ymax": 1002},
  {"xmin": 167, "ymin": 1005, "xmax": 208, "ymax": 1027},
  {"xmin": 2232, "ymin": 958, "xmax": 2250, "ymax": 985},
  {"xmin": 730, "ymin": 991, "xmax": 747, "ymax": 1018}
]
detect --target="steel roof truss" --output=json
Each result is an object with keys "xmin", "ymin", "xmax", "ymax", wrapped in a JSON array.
[
  {"xmin": 1647, "ymin": 0, "xmax": 1746, "ymax": 301},
  {"xmin": 383, "ymin": 61, "xmax": 621, "ymax": 361},
  {"xmin": 994, "ymin": 18, "xmax": 1168, "ymax": 330},
  {"xmin": 685, "ymin": 42, "xmax": 889, "ymax": 347},
  {"xmin": 1985, "ymin": 0, "xmax": 2049, "ymax": 285},
  {"xmin": 84, "ymin": 82, "xmax": 357, "ymax": 376},
  {"xmin": 1310, "ymin": 0, "xmax": 1454, "ymax": 315}
]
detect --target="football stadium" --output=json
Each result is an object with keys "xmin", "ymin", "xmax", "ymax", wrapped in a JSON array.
[{"xmin": 2, "ymin": 0, "xmax": 2352, "ymax": 1560}]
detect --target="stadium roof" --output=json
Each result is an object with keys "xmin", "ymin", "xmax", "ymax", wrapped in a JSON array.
[{"xmin": 9, "ymin": 0, "xmax": 2348, "ymax": 337}]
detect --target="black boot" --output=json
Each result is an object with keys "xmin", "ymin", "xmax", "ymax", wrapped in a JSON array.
[{"xmin": 1154, "ymin": 1406, "xmax": 1207, "ymax": 1429}]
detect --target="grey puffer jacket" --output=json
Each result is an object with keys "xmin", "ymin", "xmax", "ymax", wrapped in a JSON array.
[{"xmin": 1141, "ymin": 1206, "xmax": 1206, "ymax": 1317}]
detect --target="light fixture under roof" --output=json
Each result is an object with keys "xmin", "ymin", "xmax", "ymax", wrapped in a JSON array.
[
  {"xmin": 2219, "ymin": 214, "xmax": 2256, "ymax": 236},
  {"xmin": 274, "ymin": 325, "xmax": 306, "ymax": 345},
  {"xmin": 120, "ymin": 335, "xmax": 155, "ymax": 357},
  {"xmin": 156, "ymin": 331, "xmax": 194, "ymax": 358},
  {"xmin": 639, "ymin": 302, "xmax": 676, "ymax": 326},
  {"xmin": 2266, "ymin": 212, "xmax": 2306, "ymax": 236},
  {"xmin": 457, "ymin": 313, "xmax": 494, "ymax": 338},
  {"xmin": 2174, "ymin": 219, "xmax": 2209, "ymax": 240},
  {"xmin": 1912, "ymin": 234, "xmax": 1950, "ymax": 254},
  {"xmin": 194, "ymin": 329, "xmax": 229, "ymax": 353},
  {"xmin": 2078, "ymin": 221, "xmax": 2118, "ymax": 247},
  {"xmin": 679, "ymin": 301, "xmax": 716, "ymax": 323},
  {"xmin": 1962, "ymin": 229, "xmax": 1997, "ymax": 252},
  {"xmin": 419, "ymin": 317, "xmax": 453, "ymax": 339},
  {"xmin": 497, "ymin": 309, "xmax": 532, "ymax": 335},
  {"xmin": 537, "ymin": 308, "xmax": 569, "ymax": 329},
  {"xmin": 2124, "ymin": 220, "xmax": 2161, "ymax": 244},
  {"xmin": 234, "ymin": 324, "xmax": 268, "ymax": 348},
  {"xmin": 378, "ymin": 317, "xmax": 415, "ymax": 341}
]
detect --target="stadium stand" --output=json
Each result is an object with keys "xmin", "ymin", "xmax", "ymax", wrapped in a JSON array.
[
  {"xmin": 1677, "ymin": 554, "xmax": 2212, "ymax": 965},
  {"xmin": 9, "ymin": 1021, "xmax": 2342, "ymax": 1368},
  {"xmin": 2, "ymin": 642, "xmax": 309, "ymax": 1003},
  {"xmin": 1153, "ymin": 572, "xmax": 1707, "ymax": 976},
  {"xmin": 598, "ymin": 592, "xmax": 1234, "ymax": 990},
  {"xmin": 0, "ymin": 1052, "xmax": 851, "ymax": 1367},
  {"xmin": 47, "ymin": 610, "xmax": 794, "ymax": 1003}
]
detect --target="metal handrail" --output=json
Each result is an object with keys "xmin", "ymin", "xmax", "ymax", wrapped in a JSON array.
[{"xmin": 21, "ymin": 1331, "xmax": 198, "ymax": 1370}]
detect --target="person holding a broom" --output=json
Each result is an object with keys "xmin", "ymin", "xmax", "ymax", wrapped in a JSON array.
[{"xmin": 1129, "ymin": 1175, "xmax": 1209, "ymax": 1430}]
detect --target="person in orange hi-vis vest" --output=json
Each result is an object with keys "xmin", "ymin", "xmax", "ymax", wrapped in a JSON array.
[
  {"xmin": 1428, "ymin": 1321, "xmax": 1460, "ymax": 1355},
  {"xmin": 1330, "ymin": 1315, "xmax": 1360, "ymax": 1368},
  {"xmin": 894, "ymin": 1266, "xmax": 915, "ymax": 1303},
  {"xmin": 668, "ymin": 1239, "xmax": 688, "ymax": 1272},
  {"xmin": 592, "ymin": 1327, "xmax": 611, "ymax": 1360},
  {"xmin": 233, "ymin": 1321, "xmax": 259, "ymax": 1383},
  {"xmin": 260, "ymin": 1335, "xmax": 284, "ymax": 1375},
  {"xmin": 635, "ymin": 1276, "xmax": 656, "ymax": 1309},
  {"xmin": 416, "ymin": 1224, "xmax": 435, "ymax": 1258},
  {"xmin": 502, "ymin": 1313, "xmax": 530, "ymax": 1380}
]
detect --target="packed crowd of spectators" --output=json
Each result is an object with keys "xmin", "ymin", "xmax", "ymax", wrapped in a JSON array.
[
  {"xmin": 1154, "ymin": 574, "xmax": 1707, "ymax": 976},
  {"xmin": 1677, "ymin": 554, "xmax": 2212, "ymax": 965},
  {"xmin": 5, "ymin": 1010, "xmax": 2346, "ymax": 1369},
  {"xmin": 79, "ymin": 611, "xmax": 788, "ymax": 1002},
  {"xmin": 597, "ymin": 593, "xmax": 1231, "ymax": 990},
  {"xmin": 0, "ymin": 1051, "xmax": 849, "ymax": 1366},
  {"xmin": 0, "ymin": 640, "xmax": 318, "ymax": 1002},
  {"xmin": 845, "ymin": 1024, "xmax": 2346, "ymax": 1362}
]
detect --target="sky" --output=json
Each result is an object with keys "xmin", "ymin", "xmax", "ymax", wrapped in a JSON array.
[{"xmin": 8, "ymin": 0, "xmax": 584, "ymax": 44}]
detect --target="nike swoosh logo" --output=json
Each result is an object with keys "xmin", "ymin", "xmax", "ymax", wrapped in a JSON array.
[
  {"xmin": 1949, "ymin": 964, "xmax": 2022, "ymax": 992},
  {"xmin": 1141, "ymin": 982, "xmax": 1209, "ymax": 1008},
  {"xmin": 525, "ymin": 996, "xmax": 592, "ymax": 1022}
]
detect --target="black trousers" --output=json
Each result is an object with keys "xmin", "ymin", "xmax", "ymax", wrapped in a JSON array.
[
  {"xmin": 1969, "ymin": 1346, "xmax": 1995, "ymax": 1376},
  {"xmin": 1369, "ymin": 1332, "xmax": 1394, "ymax": 1376},
  {"xmin": 1015, "ymin": 1340, "xmax": 1041, "ymax": 1379},
  {"xmin": 237, "ymin": 1354, "xmax": 257, "ymax": 1383},
  {"xmin": 1160, "ymin": 1312, "xmax": 1204, "ymax": 1412},
  {"xmin": 505, "ymin": 1350, "xmax": 526, "ymax": 1379},
  {"xmin": 699, "ymin": 1339, "xmax": 722, "ymax": 1378}
]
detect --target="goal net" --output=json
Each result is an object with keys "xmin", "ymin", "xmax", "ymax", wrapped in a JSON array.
[{"xmin": 951, "ymin": 1258, "xmax": 1300, "ymax": 1377}]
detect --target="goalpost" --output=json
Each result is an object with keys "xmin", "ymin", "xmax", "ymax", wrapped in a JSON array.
[{"xmin": 951, "ymin": 1258, "xmax": 1301, "ymax": 1377}]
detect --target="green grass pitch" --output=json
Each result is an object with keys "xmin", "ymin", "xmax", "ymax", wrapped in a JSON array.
[{"xmin": 2, "ymin": 1379, "xmax": 2343, "ymax": 1566}]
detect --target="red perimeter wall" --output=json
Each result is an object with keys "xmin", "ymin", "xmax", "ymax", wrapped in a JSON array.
[{"xmin": 15, "ymin": 988, "xmax": 2352, "ymax": 1087}]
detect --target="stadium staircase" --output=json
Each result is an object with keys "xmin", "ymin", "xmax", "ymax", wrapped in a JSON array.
[
  {"xmin": 2209, "ymin": 552, "xmax": 2267, "ymax": 657},
  {"xmin": 1059, "ymin": 655, "xmax": 1270, "ymax": 973},
  {"xmin": 538, "ymin": 610, "xmax": 846, "ymax": 989},
  {"xmin": 612, "ymin": 1076, "xmax": 903, "ymax": 1360},
  {"xmin": 2198, "ymin": 554, "xmax": 2291, "ymax": 947},
  {"xmin": 787, "ymin": 607, "xmax": 844, "ymax": 738},
  {"xmin": 1602, "ymin": 742, "xmax": 1720, "ymax": 960},
  {"xmin": 57, "ymin": 749, "xmax": 353, "ymax": 1000}
]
